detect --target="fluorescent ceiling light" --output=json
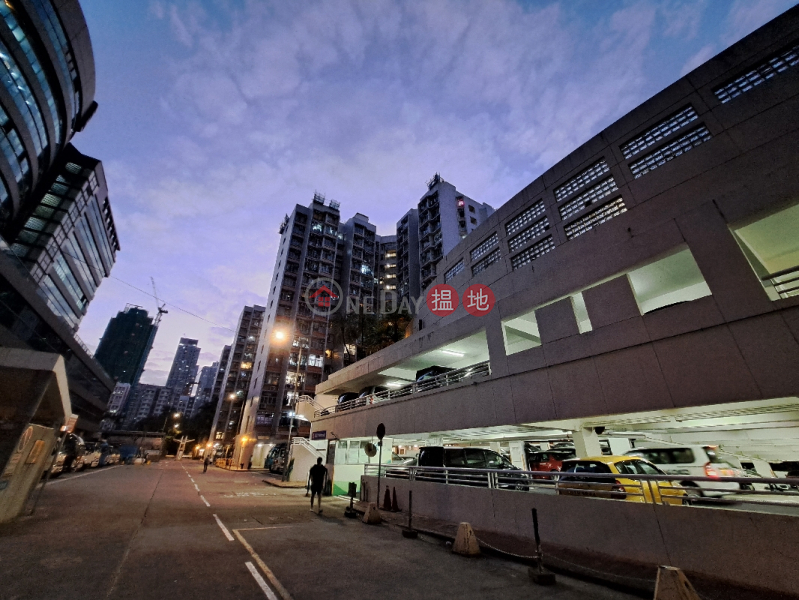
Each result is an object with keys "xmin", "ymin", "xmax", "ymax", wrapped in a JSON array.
[
  {"xmin": 386, "ymin": 381, "xmax": 405, "ymax": 388},
  {"xmin": 440, "ymin": 350, "xmax": 464, "ymax": 357}
]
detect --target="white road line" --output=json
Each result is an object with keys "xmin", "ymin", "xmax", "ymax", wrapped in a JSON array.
[
  {"xmin": 213, "ymin": 514, "xmax": 234, "ymax": 541},
  {"xmin": 234, "ymin": 530, "xmax": 295, "ymax": 600},
  {"xmin": 46, "ymin": 465, "xmax": 123, "ymax": 484},
  {"xmin": 246, "ymin": 561, "xmax": 279, "ymax": 600},
  {"xmin": 200, "ymin": 495, "xmax": 211, "ymax": 507},
  {"xmin": 194, "ymin": 483, "xmax": 200, "ymax": 492}
]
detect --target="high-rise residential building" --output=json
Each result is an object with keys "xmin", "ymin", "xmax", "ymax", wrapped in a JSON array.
[
  {"xmin": 194, "ymin": 362, "xmax": 218, "ymax": 407},
  {"xmin": 122, "ymin": 384, "xmax": 167, "ymax": 428},
  {"xmin": 93, "ymin": 305, "xmax": 157, "ymax": 386},
  {"xmin": 165, "ymin": 337, "xmax": 200, "ymax": 396},
  {"xmin": 396, "ymin": 208, "xmax": 420, "ymax": 303},
  {"xmin": 241, "ymin": 195, "xmax": 342, "ymax": 445},
  {"xmin": 417, "ymin": 174, "xmax": 494, "ymax": 290},
  {"xmin": 106, "ymin": 382, "xmax": 132, "ymax": 415},
  {"xmin": 0, "ymin": 0, "xmax": 116, "ymax": 438},
  {"xmin": 338, "ymin": 212, "xmax": 378, "ymax": 302},
  {"xmin": 208, "ymin": 345, "xmax": 230, "ymax": 422},
  {"xmin": 376, "ymin": 234, "xmax": 398, "ymax": 298},
  {"xmin": 7, "ymin": 145, "xmax": 118, "ymax": 331},
  {"xmin": 208, "ymin": 306, "xmax": 265, "ymax": 445}
]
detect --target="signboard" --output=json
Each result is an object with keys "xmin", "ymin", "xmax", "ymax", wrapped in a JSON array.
[
  {"xmin": 62, "ymin": 414, "xmax": 78, "ymax": 433},
  {"xmin": 311, "ymin": 430, "xmax": 327, "ymax": 440}
]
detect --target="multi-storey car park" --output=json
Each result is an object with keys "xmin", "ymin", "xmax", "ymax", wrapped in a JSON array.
[{"xmin": 293, "ymin": 9, "xmax": 799, "ymax": 595}]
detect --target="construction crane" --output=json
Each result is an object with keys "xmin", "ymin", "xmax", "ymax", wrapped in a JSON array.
[{"xmin": 151, "ymin": 277, "xmax": 168, "ymax": 326}]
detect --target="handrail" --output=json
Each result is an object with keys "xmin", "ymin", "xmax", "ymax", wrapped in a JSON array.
[
  {"xmin": 363, "ymin": 464, "xmax": 799, "ymax": 509},
  {"xmin": 314, "ymin": 361, "xmax": 491, "ymax": 418},
  {"xmin": 291, "ymin": 436, "xmax": 325, "ymax": 459}
]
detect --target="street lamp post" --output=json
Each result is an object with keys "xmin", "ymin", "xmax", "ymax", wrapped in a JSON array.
[
  {"xmin": 283, "ymin": 341, "xmax": 304, "ymax": 481},
  {"xmin": 163, "ymin": 411, "xmax": 181, "ymax": 433}
]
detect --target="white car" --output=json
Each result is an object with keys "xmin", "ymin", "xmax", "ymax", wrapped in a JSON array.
[
  {"xmin": 82, "ymin": 443, "xmax": 103, "ymax": 468},
  {"xmin": 625, "ymin": 445, "xmax": 743, "ymax": 498}
]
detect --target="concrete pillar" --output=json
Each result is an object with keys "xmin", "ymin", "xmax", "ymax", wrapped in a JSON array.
[
  {"xmin": 508, "ymin": 441, "xmax": 526, "ymax": 469},
  {"xmin": 607, "ymin": 437, "xmax": 631, "ymax": 456},
  {"xmin": 572, "ymin": 428, "xmax": 602, "ymax": 458},
  {"xmin": 751, "ymin": 459, "xmax": 775, "ymax": 478}
]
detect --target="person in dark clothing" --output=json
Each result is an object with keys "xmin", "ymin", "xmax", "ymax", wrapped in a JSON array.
[
  {"xmin": 308, "ymin": 457, "xmax": 328, "ymax": 514},
  {"xmin": 203, "ymin": 454, "xmax": 211, "ymax": 473}
]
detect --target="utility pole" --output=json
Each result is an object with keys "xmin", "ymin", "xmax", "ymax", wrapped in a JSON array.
[{"xmin": 282, "ymin": 340, "xmax": 304, "ymax": 481}]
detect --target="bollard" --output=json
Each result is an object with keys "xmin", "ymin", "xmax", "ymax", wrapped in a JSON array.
[
  {"xmin": 391, "ymin": 487, "xmax": 400, "ymax": 512},
  {"xmin": 654, "ymin": 566, "xmax": 701, "ymax": 600},
  {"xmin": 528, "ymin": 508, "xmax": 556, "ymax": 585},
  {"xmin": 382, "ymin": 488, "xmax": 392, "ymax": 511},
  {"xmin": 402, "ymin": 490, "xmax": 418, "ymax": 539},
  {"xmin": 362, "ymin": 502, "xmax": 381, "ymax": 524},
  {"xmin": 452, "ymin": 522, "xmax": 480, "ymax": 557}
]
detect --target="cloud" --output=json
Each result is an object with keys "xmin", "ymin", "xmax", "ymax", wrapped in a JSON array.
[
  {"xmin": 681, "ymin": 43, "xmax": 717, "ymax": 76},
  {"xmin": 723, "ymin": 0, "xmax": 798, "ymax": 45},
  {"xmin": 83, "ymin": 0, "xmax": 782, "ymax": 384}
]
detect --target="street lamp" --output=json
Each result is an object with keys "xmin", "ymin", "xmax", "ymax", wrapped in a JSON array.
[
  {"xmin": 272, "ymin": 327, "xmax": 304, "ymax": 480},
  {"xmin": 163, "ymin": 411, "xmax": 181, "ymax": 432}
]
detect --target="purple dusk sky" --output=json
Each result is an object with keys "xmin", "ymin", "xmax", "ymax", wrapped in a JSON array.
[{"xmin": 74, "ymin": 0, "xmax": 797, "ymax": 385}]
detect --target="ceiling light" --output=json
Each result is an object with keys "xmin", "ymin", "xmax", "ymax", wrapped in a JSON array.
[
  {"xmin": 440, "ymin": 350, "xmax": 464, "ymax": 357},
  {"xmin": 386, "ymin": 381, "xmax": 404, "ymax": 388}
]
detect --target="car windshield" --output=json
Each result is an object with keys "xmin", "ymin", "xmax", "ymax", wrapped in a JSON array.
[
  {"xmin": 562, "ymin": 461, "xmax": 612, "ymax": 474},
  {"xmin": 629, "ymin": 448, "xmax": 694, "ymax": 464},
  {"xmin": 615, "ymin": 459, "xmax": 664, "ymax": 475}
]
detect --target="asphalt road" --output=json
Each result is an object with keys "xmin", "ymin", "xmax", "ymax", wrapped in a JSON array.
[{"xmin": 0, "ymin": 460, "xmax": 640, "ymax": 600}]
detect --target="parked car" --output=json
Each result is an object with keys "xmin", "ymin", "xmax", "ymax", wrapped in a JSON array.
[
  {"xmin": 556, "ymin": 456, "xmax": 687, "ymax": 505},
  {"xmin": 625, "ymin": 445, "xmax": 743, "ymax": 498},
  {"xmin": 334, "ymin": 392, "xmax": 361, "ymax": 412},
  {"xmin": 526, "ymin": 449, "xmax": 576, "ymax": 478},
  {"xmin": 415, "ymin": 365, "xmax": 454, "ymax": 383},
  {"xmin": 416, "ymin": 446, "xmax": 529, "ymax": 491},
  {"xmin": 82, "ymin": 442, "xmax": 103, "ymax": 468},
  {"xmin": 99, "ymin": 443, "xmax": 120, "ymax": 466},
  {"xmin": 266, "ymin": 443, "xmax": 287, "ymax": 473},
  {"xmin": 359, "ymin": 385, "xmax": 388, "ymax": 398},
  {"xmin": 55, "ymin": 433, "xmax": 85, "ymax": 473}
]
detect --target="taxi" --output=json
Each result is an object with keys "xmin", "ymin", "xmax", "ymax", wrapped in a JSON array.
[{"xmin": 556, "ymin": 456, "xmax": 688, "ymax": 505}]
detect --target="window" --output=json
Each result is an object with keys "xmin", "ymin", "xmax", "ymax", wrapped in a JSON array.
[
  {"xmin": 470, "ymin": 232, "xmax": 499, "ymax": 262},
  {"xmin": 471, "ymin": 248, "xmax": 501, "ymax": 276},
  {"xmin": 559, "ymin": 178, "xmax": 619, "ymax": 220},
  {"xmin": 628, "ymin": 126, "xmax": 712, "ymax": 179},
  {"xmin": 470, "ymin": 217, "xmax": 477, "ymax": 225},
  {"xmin": 714, "ymin": 42, "xmax": 799, "ymax": 104},
  {"xmin": 506, "ymin": 200, "xmax": 546, "ymax": 236},
  {"xmin": 507, "ymin": 218, "xmax": 550, "ymax": 253},
  {"xmin": 621, "ymin": 106, "xmax": 699, "ymax": 159},
  {"xmin": 444, "ymin": 260, "xmax": 464, "ymax": 282},
  {"xmin": 554, "ymin": 161, "xmax": 610, "ymax": 202},
  {"xmin": 627, "ymin": 247, "xmax": 711, "ymax": 314},
  {"xmin": 564, "ymin": 198, "xmax": 627, "ymax": 240},
  {"xmin": 308, "ymin": 354, "xmax": 324, "ymax": 368},
  {"xmin": 502, "ymin": 309, "xmax": 541, "ymax": 355},
  {"xmin": 511, "ymin": 236, "xmax": 555, "ymax": 270},
  {"xmin": 732, "ymin": 203, "xmax": 799, "ymax": 300},
  {"xmin": 468, "ymin": 205, "xmax": 475, "ymax": 212}
]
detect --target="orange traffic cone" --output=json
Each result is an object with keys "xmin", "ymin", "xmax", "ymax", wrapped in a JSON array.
[
  {"xmin": 382, "ymin": 488, "xmax": 392, "ymax": 510},
  {"xmin": 391, "ymin": 487, "xmax": 400, "ymax": 512}
]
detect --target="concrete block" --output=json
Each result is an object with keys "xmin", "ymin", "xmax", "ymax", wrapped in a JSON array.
[
  {"xmin": 654, "ymin": 566, "xmax": 701, "ymax": 600},
  {"xmin": 587, "ymin": 316, "xmax": 650, "ymax": 357},
  {"xmin": 452, "ymin": 522, "xmax": 480, "ymax": 557},
  {"xmin": 652, "ymin": 326, "xmax": 761, "ymax": 408},
  {"xmin": 509, "ymin": 368, "xmax": 557, "ymax": 424},
  {"xmin": 594, "ymin": 345, "xmax": 674, "ymax": 414},
  {"xmin": 542, "ymin": 333, "xmax": 592, "ymax": 366},
  {"xmin": 728, "ymin": 313, "xmax": 799, "ymax": 398},
  {"xmin": 506, "ymin": 345, "xmax": 547, "ymax": 376},
  {"xmin": 537, "ymin": 298, "xmax": 579, "ymax": 343},
  {"xmin": 362, "ymin": 502, "xmax": 381, "ymax": 524},
  {"xmin": 642, "ymin": 296, "xmax": 725, "ymax": 342},
  {"xmin": 547, "ymin": 359, "xmax": 607, "ymax": 419},
  {"xmin": 583, "ymin": 276, "xmax": 641, "ymax": 328}
]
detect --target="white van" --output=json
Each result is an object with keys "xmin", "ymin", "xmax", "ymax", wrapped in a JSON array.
[{"xmin": 625, "ymin": 445, "xmax": 743, "ymax": 497}]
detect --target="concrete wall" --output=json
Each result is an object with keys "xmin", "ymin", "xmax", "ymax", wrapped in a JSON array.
[{"xmin": 362, "ymin": 476, "xmax": 799, "ymax": 596}]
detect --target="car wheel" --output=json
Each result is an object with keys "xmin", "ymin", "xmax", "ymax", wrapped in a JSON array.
[{"xmin": 681, "ymin": 483, "xmax": 702, "ymax": 502}]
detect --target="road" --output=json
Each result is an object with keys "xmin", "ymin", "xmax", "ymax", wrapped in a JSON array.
[{"xmin": 0, "ymin": 460, "xmax": 640, "ymax": 600}]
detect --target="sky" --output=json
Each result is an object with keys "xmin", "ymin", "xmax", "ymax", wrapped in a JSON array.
[{"xmin": 74, "ymin": 0, "xmax": 798, "ymax": 385}]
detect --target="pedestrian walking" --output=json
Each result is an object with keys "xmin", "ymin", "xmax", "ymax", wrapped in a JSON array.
[
  {"xmin": 203, "ymin": 453, "xmax": 210, "ymax": 473},
  {"xmin": 308, "ymin": 457, "xmax": 328, "ymax": 514}
]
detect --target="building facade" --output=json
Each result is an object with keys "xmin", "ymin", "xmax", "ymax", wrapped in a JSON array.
[
  {"xmin": 94, "ymin": 305, "xmax": 156, "ymax": 386},
  {"xmin": 165, "ymin": 337, "xmax": 200, "ymax": 396},
  {"xmin": 0, "ymin": 0, "xmax": 115, "ymax": 436},
  {"xmin": 310, "ymin": 9, "xmax": 799, "ymax": 496},
  {"xmin": 376, "ymin": 234, "xmax": 398, "ymax": 298},
  {"xmin": 396, "ymin": 208, "xmax": 420, "ymax": 304},
  {"xmin": 208, "ymin": 305, "xmax": 264, "ymax": 445}
]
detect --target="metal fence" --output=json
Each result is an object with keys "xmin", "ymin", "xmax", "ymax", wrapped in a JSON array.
[
  {"xmin": 363, "ymin": 464, "xmax": 799, "ymax": 509},
  {"xmin": 314, "ymin": 361, "xmax": 491, "ymax": 418}
]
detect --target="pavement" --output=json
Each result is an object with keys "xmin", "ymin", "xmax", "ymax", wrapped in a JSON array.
[{"xmin": 0, "ymin": 460, "xmax": 641, "ymax": 600}]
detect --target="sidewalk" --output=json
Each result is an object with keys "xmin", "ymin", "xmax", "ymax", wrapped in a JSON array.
[{"xmin": 261, "ymin": 472, "xmax": 306, "ymax": 488}]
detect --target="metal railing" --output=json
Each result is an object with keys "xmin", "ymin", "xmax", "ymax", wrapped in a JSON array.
[
  {"xmin": 364, "ymin": 464, "xmax": 799, "ymax": 509},
  {"xmin": 291, "ymin": 436, "xmax": 325, "ymax": 460},
  {"xmin": 314, "ymin": 361, "xmax": 491, "ymax": 418},
  {"xmin": 763, "ymin": 265, "xmax": 799, "ymax": 299}
]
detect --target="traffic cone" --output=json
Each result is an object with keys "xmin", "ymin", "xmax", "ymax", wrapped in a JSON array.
[
  {"xmin": 452, "ymin": 522, "xmax": 480, "ymax": 557},
  {"xmin": 391, "ymin": 487, "xmax": 400, "ymax": 512},
  {"xmin": 653, "ymin": 566, "xmax": 701, "ymax": 600},
  {"xmin": 382, "ymin": 488, "xmax": 392, "ymax": 510}
]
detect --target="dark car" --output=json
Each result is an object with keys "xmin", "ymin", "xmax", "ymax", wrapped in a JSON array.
[
  {"xmin": 415, "ymin": 366, "xmax": 455, "ymax": 383},
  {"xmin": 526, "ymin": 449, "xmax": 576, "ymax": 478},
  {"xmin": 334, "ymin": 392, "xmax": 361, "ymax": 412},
  {"xmin": 266, "ymin": 443, "xmax": 287, "ymax": 473},
  {"xmin": 416, "ymin": 446, "xmax": 529, "ymax": 490}
]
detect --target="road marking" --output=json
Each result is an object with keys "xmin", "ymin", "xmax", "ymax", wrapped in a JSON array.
[
  {"xmin": 194, "ymin": 483, "xmax": 200, "ymax": 492},
  {"xmin": 246, "ymin": 561, "xmax": 279, "ymax": 600},
  {"xmin": 213, "ymin": 514, "xmax": 234, "ymax": 541},
  {"xmin": 234, "ymin": 530, "xmax": 294, "ymax": 600},
  {"xmin": 47, "ymin": 465, "xmax": 123, "ymax": 484},
  {"xmin": 234, "ymin": 526, "xmax": 292, "ymax": 532},
  {"xmin": 200, "ymin": 495, "xmax": 211, "ymax": 507}
]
